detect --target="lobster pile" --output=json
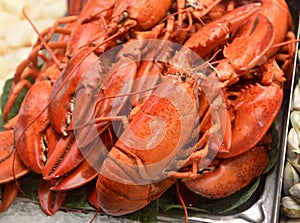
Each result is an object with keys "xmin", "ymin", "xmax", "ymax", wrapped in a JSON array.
[{"xmin": 0, "ymin": 0, "xmax": 296, "ymax": 219}]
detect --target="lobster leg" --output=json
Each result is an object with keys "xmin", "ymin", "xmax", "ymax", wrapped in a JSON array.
[
  {"xmin": 2, "ymin": 80, "xmax": 32, "ymax": 122},
  {"xmin": 3, "ymin": 22, "xmax": 72, "ymax": 122},
  {"xmin": 177, "ymin": 0, "xmax": 222, "ymax": 27}
]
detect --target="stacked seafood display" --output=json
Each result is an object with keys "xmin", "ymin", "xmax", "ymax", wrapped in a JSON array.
[
  {"xmin": 282, "ymin": 72, "xmax": 300, "ymax": 219},
  {"xmin": 0, "ymin": 0, "xmax": 297, "ymax": 221}
]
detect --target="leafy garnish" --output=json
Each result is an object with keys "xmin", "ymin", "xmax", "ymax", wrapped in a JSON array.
[
  {"xmin": 159, "ymin": 177, "xmax": 261, "ymax": 217},
  {"xmin": 125, "ymin": 200, "xmax": 159, "ymax": 223}
]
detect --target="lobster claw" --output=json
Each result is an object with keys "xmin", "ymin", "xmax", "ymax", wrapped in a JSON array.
[
  {"xmin": 50, "ymin": 159, "xmax": 98, "ymax": 191},
  {"xmin": 14, "ymin": 80, "xmax": 54, "ymax": 174},
  {"xmin": 217, "ymin": 58, "xmax": 284, "ymax": 158},
  {"xmin": 184, "ymin": 145, "xmax": 268, "ymax": 199},
  {"xmin": 49, "ymin": 48, "xmax": 99, "ymax": 136},
  {"xmin": 0, "ymin": 182, "xmax": 19, "ymax": 214},
  {"xmin": 0, "ymin": 130, "xmax": 30, "ymax": 213},
  {"xmin": 38, "ymin": 178, "xmax": 67, "ymax": 216},
  {"xmin": 48, "ymin": 136, "xmax": 105, "ymax": 191},
  {"xmin": 44, "ymin": 123, "xmax": 115, "ymax": 183},
  {"xmin": 43, "ymin": 133, "xmax": 85, "ymax": 180},
  {"xmin": 223, "ymin": 12, "xmax": 275, "ymax": 72},
  {"xmin": 183, "ymin": 3, "xmax": 261, "ymax": 58},
  {"xmin": 0, "ymin": 130, "xmax": 30, "ymax": 183}
]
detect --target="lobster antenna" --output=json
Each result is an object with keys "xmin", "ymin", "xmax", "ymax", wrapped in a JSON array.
[
  {"xmin": 22, "ymin": 7, "xmax": 61, "ymax": 67},
  {"xmin": 12, "ymin": 147, "xmax": 26, "ymax": 197},
  {"xmin": 176, "ymin": 180, "xmax": 189, "ymax": 223},
  {"xmin": 191, "ymin": 48, "xmax": 223, "ymax": 73},
  {"xmin": 89, "ymin": 207, "xmax": 100, "ymax": 223},
  {"xmin": 94, "ymin": 84, "xmax": 160, "ymax": 111},
  {"xmin": 271, "ymin": 38, "xmax": 300, "ymax": 48},
  {"xmin": 81, "ymin": 5, "xmax": 112, "ymax": 24},
  {"xmin": 67, "ymin": 84, "xmax": 160, "ymax": 131},
  {"xmin": 13, "ymin": 7, "xmax": 70, "ymax": 153}
]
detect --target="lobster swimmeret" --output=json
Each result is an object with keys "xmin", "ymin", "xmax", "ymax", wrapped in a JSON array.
[{"xmin": 0, "ymin": 0, "xmax": 296, "ymax": 218}]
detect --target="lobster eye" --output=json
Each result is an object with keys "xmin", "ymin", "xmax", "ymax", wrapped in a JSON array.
[
  {"xmin": 119, "ymin": 11, "xmax": 129, "ymax": 23},
  {"xmin": 180, "ymin": 75, "xmax": 187, "ymax": 82}
]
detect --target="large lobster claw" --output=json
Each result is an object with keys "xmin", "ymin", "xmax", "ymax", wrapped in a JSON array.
[
  {"xmin": 38, "ymin": 179, "xmax": 67, "ymax": 216},
  {"xmin": 49, "ymin": 132, "xmax": 114, "ymax": 191},
  {"xmin": 223, "ymin": 12, "xmax": 274, "ymax": 72},
  {"xmin": 46, "ymin": 136, "xmax": 104, "ymax": 190},
  {"xmin": 183, "ymin": 3, "xmax": 261, "ymax": 58},
  {"xmin": 216, "ymin": 0, "xmax": 292, "ymax": 84},
  {"xmin": 217, "ymin": 58, "xmax": 284, "ymax": 158},
  {"xmin": 184, "ymin": 145, "xmax": 268, "ymax": 199},
  {"xmin": 14, "ymin": 80, "xmax": 57, "ymax": 174}
]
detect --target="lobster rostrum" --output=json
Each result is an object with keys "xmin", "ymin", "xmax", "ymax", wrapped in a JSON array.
[{"xmin": 0, "ymin": 0, "xmax": 297, "ymax": 219}]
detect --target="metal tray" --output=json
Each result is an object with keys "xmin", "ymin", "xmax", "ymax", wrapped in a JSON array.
[
  {"xmin": 157, "ymin": 1, "xmax": 300, "ymax": 222},
  {"xmin": 0, "ymin": 2, "xmax": 299, "ymax": 223}
]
